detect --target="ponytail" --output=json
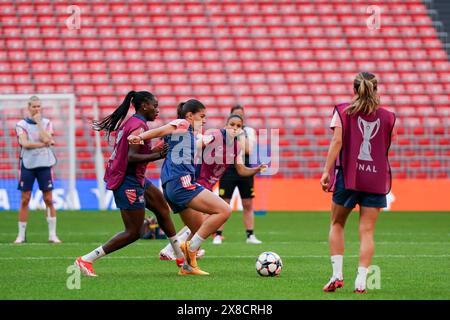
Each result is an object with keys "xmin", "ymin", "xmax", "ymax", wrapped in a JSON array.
[
  {"xmin": 176, "ymin": 99, "xmax": 205, "ymax": 119},
  {"xmin": 92, "ymin": 90, "xmax": 155, "ymax": 138},
  {"xmin": 177, "ymin": 102, "xmax": 186, "ymax": 119},
  {"xmin": 345, "ymin": 72, "xmax": 380, "ymax": 116}
]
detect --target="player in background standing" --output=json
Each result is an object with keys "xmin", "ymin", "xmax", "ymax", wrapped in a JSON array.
[
  {"xmin": 320, "ymin": 72, "xmax": 396, "ymax": 293},
  {"xmin": 14, "ymin": 95, "xmax": 60, "ymax": 244},
  {"xmin": 215, "ymin": 105, "xmax": 262, "ymax": 244},
  {"xmin": 75, "ymin": 91, "xmax": 184, "ymax": 277},
  {"xmin": 128, "ymin": 99, "xmax": 232, "ymax": 276}
]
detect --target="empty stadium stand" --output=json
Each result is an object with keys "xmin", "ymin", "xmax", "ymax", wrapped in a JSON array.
[
  {"xmin": 0, "ymin": 0, "xmax": 449, "ymax": 179},
  {"xmin": 428, "ymin": 0, "xmax": 450, "ymax": 58}
]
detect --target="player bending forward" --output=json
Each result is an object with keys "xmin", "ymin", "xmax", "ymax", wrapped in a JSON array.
[
  {"xmin": 129, "ymin": 99, "xmax": 232, "ymax": 276},
  {"xmin": 74, "ymin": 91, "xmax": 184, "ymax": 277},
  {"xmin": 159, "ymin": 114, "xmax": 266, "ymax": 260}
]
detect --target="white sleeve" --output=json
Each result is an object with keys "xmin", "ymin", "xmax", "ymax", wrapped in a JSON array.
[
  {"xmin": 244, "ymin": 127, "xmax": 257, "ymax": 154},
  {"xmin": 16, "ymin": 121, "xmax": 27, "ymax": 136},
  {"xmin": 330, "ymin": 112, "xmax": 342, "ymax": 128},
  {"xmin": 45, "ymin": 119, "xmax": 54, "ymax": 135},
  {"xmin": 168, "ymin": 119, "xmax": 189, "ymax": 129}
]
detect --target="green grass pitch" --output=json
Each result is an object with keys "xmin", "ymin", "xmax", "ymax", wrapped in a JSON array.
[{"xmin": 0, "ymin": 210, "xmax": 449, "ymax": 300}]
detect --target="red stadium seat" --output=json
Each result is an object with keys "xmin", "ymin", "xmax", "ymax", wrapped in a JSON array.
[
  {"xmin": 436, "ymin": 172, "xmax": 448, "ymax": 178},
  {"xmin": 393, "ymin": 171, "xmax": 407, "ymax": 179},
  {"xmin": 409, "ymin": 161, "xmax": 422, "ymax": 168},
  {"xmin": 0, "ymin": 1, "xmax": 447, "ymax": 179},
  {"xmin": 287, "ymin": 161, "xmax": 299, "ymax": 169},
  {"xmin": 415, "ymin": 172, "xmax": 428, "ymax": 179},
  {"xmin": 296, "ymin": 139, "xmax": 310, "ymax": 146},
  {"xmin": 0, "ymin": 163, "xmax": 13, "ymax": 170},
  {"xmin": 293, "ymin": 128, "xmax": 305, "ymax": 135},
  {"xmin": 281, "ymin": 151, "xmax": 295, "ymax": 158},
  {"xmin": 76, "ymin": 140, "xmax": 88, "ymax": 148},
  {"xmin": 80, "ymin": 160, "xmax": 95, "ymax": 170}
]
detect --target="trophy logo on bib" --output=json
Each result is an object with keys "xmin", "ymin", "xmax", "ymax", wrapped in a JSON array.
[{"xmin": 357, "ymin": 117, "xmax": 380, "ymax": 161}]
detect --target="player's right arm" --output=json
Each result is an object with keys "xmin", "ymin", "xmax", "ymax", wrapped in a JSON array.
[
  {"xmin": 16, "ymin": 124, "xmax": 49, "ymax": 149},
  {"xmin": 128, "ymin": 119, "xmax": 189, "ymax": 144},
  {"xmin": 32, "ymin": 113, "xmax": 53, "ymax": 144}
]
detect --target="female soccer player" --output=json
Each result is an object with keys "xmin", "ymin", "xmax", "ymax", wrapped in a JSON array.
[
  {"xmin": 128, "ymin": 99, "xmax": 232, "ymax": 276},
  {"xmin": 197, "ymin": 114, "xmax": 266, "ymax": 191},
  {"xmin": 216, "ymin": 105, "xmax": 262, "ymax": 245},
  {"xmin": 320, "ymin": 72, "xmax": 396, "ymax": 293},
  {"xmin": 14, "ymin": 95, "xmax": 60, "ymax": 244},
  {"xmin": 74, "ymin": 91, "xmax": 184, "ymax": 277},
  {"xmin": 158, "ymin": 114, "xmax": 266, "ymax": 260}
]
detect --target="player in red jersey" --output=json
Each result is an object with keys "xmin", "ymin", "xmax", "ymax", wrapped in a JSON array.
[
  {"xmin": 216, "ymin": 105, "xmax": 262, "ymax": 245},
  {"xmin": 321, "ymin": 73, "xmax": 396, "ymax": 293}
]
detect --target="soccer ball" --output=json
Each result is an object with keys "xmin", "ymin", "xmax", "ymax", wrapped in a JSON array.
[{"xmin": 255, "ymin": 252, "xmax": 283, "ymax": 277}]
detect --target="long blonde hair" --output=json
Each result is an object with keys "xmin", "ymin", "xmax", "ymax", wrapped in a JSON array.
[{"xmin": 345, "ymin": 72, "xmax": 380, "ymax": 115}]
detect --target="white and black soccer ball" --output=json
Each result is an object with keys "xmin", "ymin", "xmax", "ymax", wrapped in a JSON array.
[{"xmin": 255, "ymin": 252, "xmax": 283, "ymax": 277}]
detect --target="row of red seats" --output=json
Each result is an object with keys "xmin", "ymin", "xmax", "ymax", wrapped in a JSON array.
[
  {"xmin": 0, "ymin": 14, "xmax": 436, "ymax": 28},
  {"xmin": 2, "ymin": 117, "xmax": 448, "ymax": 135},
  {"xmin": 0, "ymin": 2, "xmax": 431, "ymax": 16},
  {"xmin": 1, "ymin": 59, "xmax": 447, "ymax": 72},
  {"xmin": 0, "ymin": 1, "xmax": 429, "ymax": 14},
  {"xmin": 2, "ymin": 85, "xmax": 449, "ymax": 108},
  {"xmin": 0, "ymin": 8, "xmax": 437, "ymax": 28},
  {"xmin": 2, "ymin": 71, "xmax": 448, "ymax": 87},
  {"xmin": 1, "ymin": 72, "xmax": 448, "ymax": 86},
  {"xmin": 1, "ymin": 36, "xmax": 444, "ymax": 51},
  {"xmin": 1, "ymin": 46, "xmax": 446, "ymax": 61},
  {"xmin": 1, "ymin": 72, "xmax": 448, "ymax": 93},
  {"xmin": 1, "ymin": 25, "xmax": 441, "ymax": 39}
]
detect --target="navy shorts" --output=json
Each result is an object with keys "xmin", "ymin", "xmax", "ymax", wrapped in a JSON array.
[
  {"xmin": 113, "ymin": 175, "xmax": 146, "ymax": 210},
  {"xmin": 18, "ymin": 165, "xmax": 54, "ymax": 192},
  {"xmin": 332, "ymin": 170, "xmax": 387, "ymax": 209},
  {"xmin": 163, "ymin": 175, "xmax": 205, "ymax": 214}
]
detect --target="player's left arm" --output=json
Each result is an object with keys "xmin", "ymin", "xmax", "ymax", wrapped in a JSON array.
[
  {"xmin": 235, "ymin": 163, "xmax": 267, "ymax": 177},
  {"xmin": 150, "ymin": 140, "xmax": 169, "ymax": 155},
  {"xmin": 128, "ymin": 128, "xmax": 169, "ymax": 163},
  {"xmin": 35, "ymin": 116, "xmax": 54, "ymax": 145},
  {"xmin": 128, "ymin": 143, "xmax": 168, "ymax": 163},
  {"xmin": 234, "ymin": 146, "xmax": 266, "ymax": 176}
]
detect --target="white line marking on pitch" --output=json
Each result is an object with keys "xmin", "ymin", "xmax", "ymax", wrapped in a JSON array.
[
  {"xmin": 0, "ymin": 254, "xmax": 449, "ymax": 261},
  {"xmin": 0, "ymin": 241, "xmax": 448, "ymax": 246}
]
